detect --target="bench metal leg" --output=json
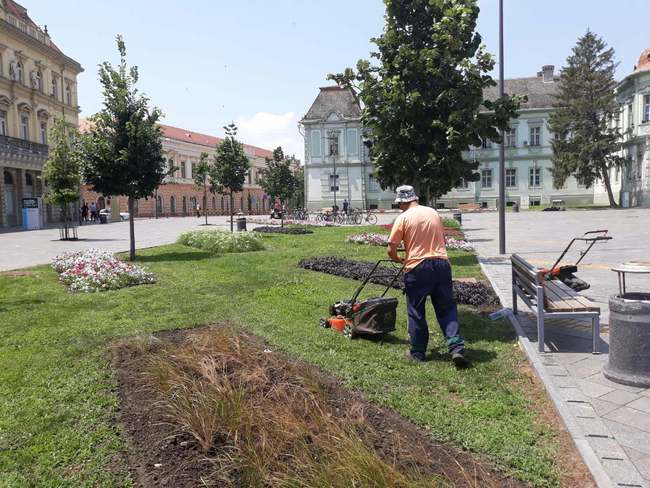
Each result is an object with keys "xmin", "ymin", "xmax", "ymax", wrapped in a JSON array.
[
  {"xmin": 592, "ymin": 315, "xmax": 600, "ymax": 354},
  {"xmin": 536, "ymin": 285, "xmax": 545, "ymax": 353},
  {"xmin": 512, "ymin": 284, "xmax": 518, "ymax": 315}
]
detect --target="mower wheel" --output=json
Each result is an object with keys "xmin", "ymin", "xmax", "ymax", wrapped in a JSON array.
[
  {"xmin": 319, "ymin": 318, "xmax": 330, "ymax": 329},
  {"xmin": 343, "ymin": 324, "xmax": 355, "ymax": 339}
]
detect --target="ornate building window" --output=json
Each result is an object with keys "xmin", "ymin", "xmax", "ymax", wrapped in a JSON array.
[
  {"xmin": 51, "ymin": 77, "xmax": 58, "ymax": 99},
  {"xmin": 506, "ymin": 168, "xmax": 517, "ymax": 188},
  {"xmin": 66, "ymin": 84, "xmax": 72, "ymax": 105},
  {"xmin": 643, "ymin": 95, "xmax": 650, "ymax": 123},
  {"xmin": 31, "ymin": 70, "xmax": 42, "ymax": 91},
  {"xmin": 0, "ymin": 109, "xmax": 7, "ymax": 136},
  {"xmin": 529, "ymin": 167, "xmax": 542, "ymax": 188},
  {"xmin": 346, "ymin": 128, "xmax": 358, "ymax": 156},
  {"xmin": 180, "ymin": 161, "xmax": 186, "ymax": 179},
  {"xmin": 529, "ymin": 126, "xmax": 541, "ymax": 146},
  {"xmin": 310, "ymin": 130, "xmax": 321, "ymax": 157},
  {"xmin": 40, "ymin": 122, "xmax": 47, "ymax": 144},
  {"xmin": 20, "ymin": 115, "xmax": 29, "ymax": 140},
  {"xmin": 505, "ymin": 128, "xmax": 517, "ymax": 147}
]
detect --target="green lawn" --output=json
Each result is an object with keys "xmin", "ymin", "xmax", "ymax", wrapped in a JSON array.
[{"xmin": 0, "ymin": 226, "xmax": 560, "ymax": 487}]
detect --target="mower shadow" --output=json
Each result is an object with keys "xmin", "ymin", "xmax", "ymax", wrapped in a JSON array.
[
  {"xmin": 366, "ymin": 334, "xmax": 409, "ymax": 346},
  {"xmin": 428, "ymin": 347, "xmax": 496, "ymax": 365}
]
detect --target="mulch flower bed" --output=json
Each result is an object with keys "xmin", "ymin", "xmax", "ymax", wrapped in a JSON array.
[
  {"xmin": 112, "ymin": 326, "xmax": 527, "ymax": 487},
  {"xmin": 253, "ymin": 226, "xmax": 314, "ymax": 235},
  {"xmin": 298, "ymin": 257, "xmax": 500, "ymax": 307}
]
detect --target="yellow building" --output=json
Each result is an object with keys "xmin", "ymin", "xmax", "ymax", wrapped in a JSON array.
[{"xmin": 0, "ymin": 0, "xmax": 83, "ymax": 227}]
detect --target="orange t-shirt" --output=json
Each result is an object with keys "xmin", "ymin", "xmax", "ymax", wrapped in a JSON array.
[{"xmin": 388, "ymin": 205, "xmax": 448, "ymax": 272}]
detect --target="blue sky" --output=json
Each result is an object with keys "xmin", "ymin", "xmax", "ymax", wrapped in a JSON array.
[{"xmin": 27, "ymin": 0, "xmax": 650, "ymax": 161}]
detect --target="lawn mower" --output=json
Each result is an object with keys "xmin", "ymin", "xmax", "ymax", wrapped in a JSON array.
[
  {"xmin": 319, "ymin": 260, "xmax": 404, "ymax": 339},
  {"xmin": 541, "ymin": 230, "xmax": 612, "ymax": 291}
]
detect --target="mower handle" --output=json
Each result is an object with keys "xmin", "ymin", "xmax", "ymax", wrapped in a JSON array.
[{"xmin": 549, "ymin": 229, "xmax": 612, "ymax": 272}]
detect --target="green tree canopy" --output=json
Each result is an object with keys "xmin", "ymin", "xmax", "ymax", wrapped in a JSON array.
[
  {"xmin": 42, "ymin": 118, "xmax": 82, "ymax": 238},
  {"xmin": 329, "ymin": 0, "xmax": 521, "ymax": 201},
  {"xmin": 258, "ymin": 147, "xmax": 298, "ymax": 227},
  {"xmin": 81, "ymin": 35, "xmax": 166, "ymax": 259},
  {"xmin": 210, "ymin": 123, "xmax": 249, "ymax": 232},
  {"xmin": 548, "ymin": 30, "xmax": 624, "ymax": 207}
]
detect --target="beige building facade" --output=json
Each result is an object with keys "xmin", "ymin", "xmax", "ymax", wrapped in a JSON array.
[
  {"xmin": 81, "ymin": 123, "xmax": 275, "ymax": 217},
  {"xmin": 0, "ymin": 0, "xmax": 83, "ymax": 227}
]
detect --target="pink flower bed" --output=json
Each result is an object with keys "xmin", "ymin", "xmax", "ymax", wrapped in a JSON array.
[
  {"xmin": 51, "ymin": 249, "xmax": 156, "ymax": 293},
  {"xmin": 346, "ymin": 233, "xmax": 474, "ymax": 251}
]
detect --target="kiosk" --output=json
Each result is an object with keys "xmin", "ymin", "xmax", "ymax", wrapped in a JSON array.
[{"xmin": 21, "ymin": 197, "xmax": 42, "ymax": 230}]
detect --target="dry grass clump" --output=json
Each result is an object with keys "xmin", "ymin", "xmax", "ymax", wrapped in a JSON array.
[{"xmin": 142, "ymin": 326, "xmax": 447, "ymax": 487}]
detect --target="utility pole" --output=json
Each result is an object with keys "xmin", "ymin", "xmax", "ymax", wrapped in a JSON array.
[{"xmin": 498, "ymin": 0, "xmax": 506, "ymax": 255}]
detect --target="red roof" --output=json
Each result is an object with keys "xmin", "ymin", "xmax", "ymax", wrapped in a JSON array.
[
  {"xmin": 636, "ymin": 48, "xmax": 650, "ymax": 73},
  {"xmin": 78, "ymin": 119, "xmax": 273, "ymax": 159},
  {"xmin": 5, "ymin": 0, "xmax": 63, "ymax": 54},
  {"xmin": 160, "ymin": 124, "xmax": 273, "ymax": 158}
]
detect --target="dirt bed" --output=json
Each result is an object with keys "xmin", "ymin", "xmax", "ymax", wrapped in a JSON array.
[
  {"xmin": 298, "ymin": 256, "xmax": 500, "ymax": 307},
  {"xmin": 112, "ymin": 326, "xmax": 529, "ymax": 488}
]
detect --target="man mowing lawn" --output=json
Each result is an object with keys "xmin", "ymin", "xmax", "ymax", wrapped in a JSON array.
[{"xmin": 387, "ymin": 185, "xmax": 469, "ymax": 368}]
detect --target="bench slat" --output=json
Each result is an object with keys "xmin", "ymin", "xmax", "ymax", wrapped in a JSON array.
[{"xmin": 544, "ymin": 280, "xmax": 600, "ymax": 312}]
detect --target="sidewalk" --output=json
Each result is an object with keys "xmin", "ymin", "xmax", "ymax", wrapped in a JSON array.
[{"xmin": 465, "ymin": 227, "xmax": 650, "ymax": 487}]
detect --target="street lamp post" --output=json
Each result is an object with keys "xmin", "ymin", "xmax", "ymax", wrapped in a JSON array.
[
  {"xmin": 498, "ymin": 0, "xmax": 506, "ymax": 255},
  {"xmin": 327, "ymin": 130, "xmax": 340, "ymax": 208}
]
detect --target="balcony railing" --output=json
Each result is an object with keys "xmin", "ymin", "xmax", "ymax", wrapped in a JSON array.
[{"xmin": 0, "ymin": 134, "xmax": 49, "ymax": 158}]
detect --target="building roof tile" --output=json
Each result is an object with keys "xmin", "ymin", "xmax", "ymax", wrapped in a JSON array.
[{"xmin": 482, "ymin": 69, "xmax": 559, "ymax": 110}]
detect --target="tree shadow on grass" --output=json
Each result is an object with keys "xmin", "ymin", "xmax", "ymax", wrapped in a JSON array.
[
  {"xmin": 428, "ymin": 347, "xmax": 496, "ymax": 365},
  {"xmin": 134, "ymin": 250, "xmax": 215, "ymax": 263}
]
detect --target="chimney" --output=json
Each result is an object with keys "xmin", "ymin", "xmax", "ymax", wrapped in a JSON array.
[{"xmin": 540, "ymin": 65, "xmax": 554, "ymax": 82}]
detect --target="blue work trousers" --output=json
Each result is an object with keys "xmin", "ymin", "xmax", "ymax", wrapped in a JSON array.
[{"xmin": 404, "ymin": 258, "xmax": 464, "ymax": 357}]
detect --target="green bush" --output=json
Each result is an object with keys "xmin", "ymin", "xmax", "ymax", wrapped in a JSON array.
[
  {"xmin": 442, "ymin": 217, "xmax": 460, "ymax": 228},
  {"xmin": 178, "ymin": 230, "xmax": 265, "ymax": 254}
]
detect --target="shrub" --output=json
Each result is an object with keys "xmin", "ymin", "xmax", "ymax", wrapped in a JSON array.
[
  {"xmin": 51, "ymin": 249, "xmax": 156, "ymax": 293},
  {"xmin": 178, "ymin": 229, "xmax": 265, "ymax": 253},
  {"xmin": 442, "ymin": 217, "xmax": 460, "ymax": 228}
]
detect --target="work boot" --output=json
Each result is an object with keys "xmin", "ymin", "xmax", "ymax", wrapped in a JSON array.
[
  {"xmin": 405, "ymin": 349, "xmax": 426, "ymax": 363},
  {"xmin": 452, "ymin": 351, "xmax": 470, "ymax": 369}
]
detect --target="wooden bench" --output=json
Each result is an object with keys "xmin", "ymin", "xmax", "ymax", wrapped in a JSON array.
[
  {"xmin": 458, "ymin": 203, "xmax": 481, "ymax": 212},
  {"xmin": 511, "ymin": 254, "xmax": 601, "ymax": 353}
]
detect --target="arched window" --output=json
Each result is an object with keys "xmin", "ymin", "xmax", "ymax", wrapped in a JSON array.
[
  {"xmin": 182, "ymin": 196, "xmax": 187, "ymax": 215},
  {"xmin": 156, "ymin": 195, "xmax": 163, "ymax": 214},
  {"xmin": 4, "ymin": 170, "xmax": 14, "ymax": 185},
  {"xmin": 65, "ymin": 84, "xmax": 72, "ymax": 105},
  {"xmin": 170, "ymin": 196, "xmax": 176, "ymax": 214},
  {"xmin": 51, "ymin": 77, "xmax": 58, "ymax": 98}
]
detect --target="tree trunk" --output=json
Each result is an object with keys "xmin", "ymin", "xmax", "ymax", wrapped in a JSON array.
[
  {"xmin": 229, "ymin": 192, "xmax": 234, "ymax": 233},
  {"xmin": 601, "ymin": 167, "xmax": 619, "ymax": 208},
  {"xmin": 280, "ymin": 199, "xmax": 284, "ymax": 228},
  {"xmin": 128, "ymin": 197, "xmax": 136, "ymax": 260},
  {"xmin": 204, "ymin": 182, "xmax": 208, "ymax": 225}
]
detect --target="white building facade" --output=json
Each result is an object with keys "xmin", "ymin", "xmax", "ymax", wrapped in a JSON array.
[{"xmin": 302, "ymin": 56, "xmax": 650, "ymax": 210}]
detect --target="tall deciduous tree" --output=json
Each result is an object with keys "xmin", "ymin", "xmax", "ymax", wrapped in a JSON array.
[
  {"xmin": 329, "ymin": 0, "xmax": 521, "ymax": 200},
  {"xmin": 291, "ymin": 164, "xmax": 304, "ymax": 210},
  {"xmin": 42, "ymin": 118, "xmax": 82, "ymax": 240},
  {"xmin": 193, "ymin": 152, "xmax": 212, "ymax": 225},
  {"xmin": 549, "ymin": 30, "xmax": 624, "ymax": 207},
  {"xmin": 258, "ymin": 147, "xmax": 297, "ymax": 228},
  {"xmin": 82, "ymin": 36, "xmax": 166, "ymax": 260},
  {"xmin": 210, "ymin": 123, "xmax": 249, "ymax": 232}
]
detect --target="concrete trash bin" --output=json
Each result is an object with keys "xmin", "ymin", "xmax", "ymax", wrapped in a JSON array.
[
  {"xmin": 513, "ymin": 203, "xmax": 519, "ymax": 213},
  {"xmin": 604, "ymin": 293, "xmax": 650, "ymax": 387},
  {"xmin": 99, "ymin": 214, "xmax": 107, "ymax": 224},
  {"xmin": 236, "ymin": 217, "xmax": 247, "ymax": 231}
]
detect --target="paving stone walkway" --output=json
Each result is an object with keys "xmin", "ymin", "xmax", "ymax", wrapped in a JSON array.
[{"xmin": 463, "ymin": 211, "xmax": 650, "ymax": 488}]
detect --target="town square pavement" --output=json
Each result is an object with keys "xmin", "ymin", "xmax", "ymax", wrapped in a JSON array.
[{"xmin": 463, "ymin": 208, "xmax": 650, "ymax": 488}]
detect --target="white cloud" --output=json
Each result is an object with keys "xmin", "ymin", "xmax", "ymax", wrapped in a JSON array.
[{"xmin": 235, "ymin": 112, "xmax": 304, "ymax": 163}]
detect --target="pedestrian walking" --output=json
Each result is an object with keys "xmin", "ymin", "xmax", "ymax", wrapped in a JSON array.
[
  {"xmin": 387, "ymin": 185, "xmax": 469, "ymax": 368},
  {"xmin": 195, "ymin": 202, "xmax": 201, "ymax": 218},
  {"xmin": 82, "ymin": 202, "xmax": 89, "ymax": 222},
  {"xmin": 342, "ymin": 198, "xmax": 349, "ymax": 215},
  {"xmin": 89, "ymin": 202, "xmax": 97, "ymax": 222}
]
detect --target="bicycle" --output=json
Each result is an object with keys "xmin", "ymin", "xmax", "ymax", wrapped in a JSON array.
[{"xmin": 354, "ymin": 209, "xmax": 378, "ymax": 225}]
